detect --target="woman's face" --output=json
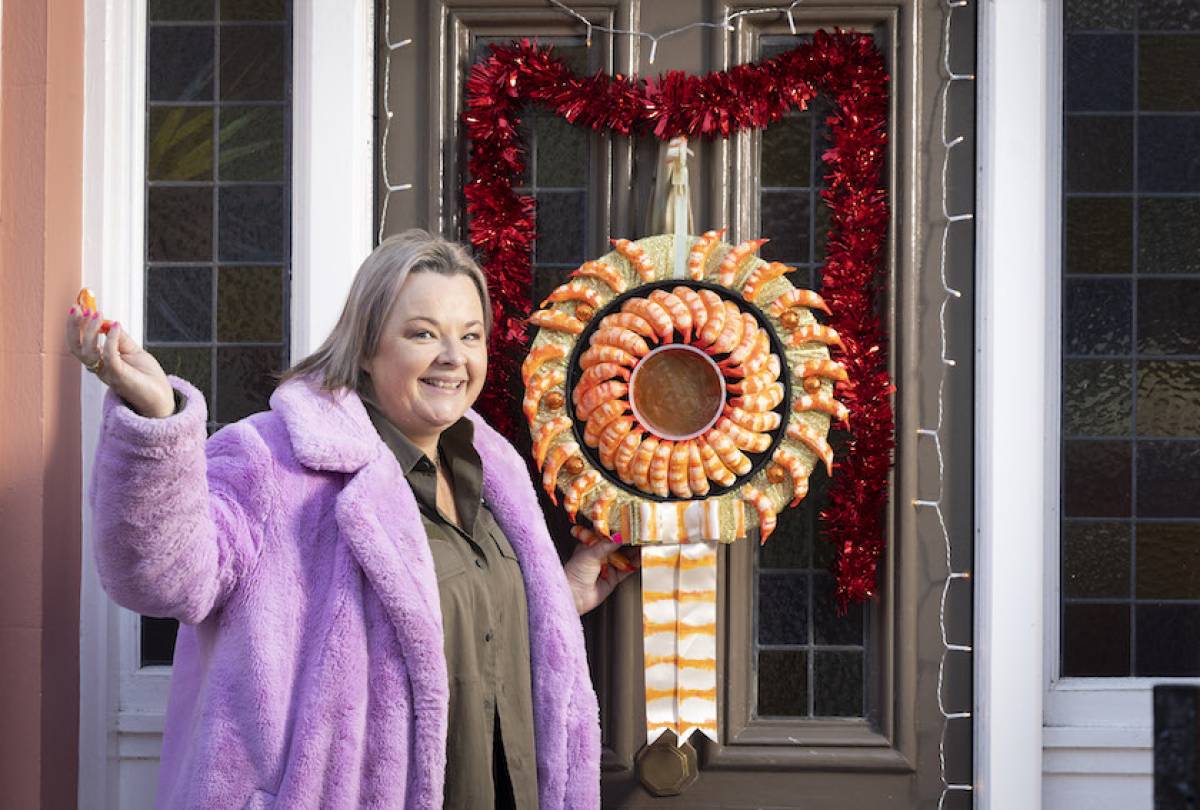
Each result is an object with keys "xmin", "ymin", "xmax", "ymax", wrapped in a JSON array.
[{"xmin": 362, "ymin": 271, "xmax": 487, "ymax": 450}]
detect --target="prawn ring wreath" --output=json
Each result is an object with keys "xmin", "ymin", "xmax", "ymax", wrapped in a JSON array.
[{"xmin": 524, "ymin": 233, "xmax": 846, "ymax": 547}]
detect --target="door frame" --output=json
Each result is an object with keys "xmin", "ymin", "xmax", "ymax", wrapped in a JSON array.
[{"xmin": 77, "ymin": 0, "xmax": 375, "ymax": 804}]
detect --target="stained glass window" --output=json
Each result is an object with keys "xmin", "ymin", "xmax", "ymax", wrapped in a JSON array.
[
  {"xmin": 141, "ymin": 0, "xmax": 293, "ymax": 667},
  {"xmin": 1062, "ymin": 0, "xmax": 1200, "ymax": 677}
]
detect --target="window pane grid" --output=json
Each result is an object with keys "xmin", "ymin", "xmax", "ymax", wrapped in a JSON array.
[
  {"xmin": 141, "ymin": 0, "xmax": 293, "ymax": 666},
  {"xmin": 1062, "ymin": 0, "xmax": 1200, "ymax": 677}
]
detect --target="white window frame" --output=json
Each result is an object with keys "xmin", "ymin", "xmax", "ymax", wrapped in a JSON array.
[
  {"xmin": 78, "ymin": 0, "xmax": 374, "ymax": 805},
  {"xmin": 1007, "ymin": 0, "xmax": 1200, "ymax": 803}
]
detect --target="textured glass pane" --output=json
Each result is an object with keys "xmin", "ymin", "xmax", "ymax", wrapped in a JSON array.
[
  {"xmin": 149, "ymin": 345, "xmax": 213, "ymax": 402},
  {"xmin": 149, "ymin": 0, "xmax": 212, "ymax": 21},
  {"xmin": 1140, "ymin": 35, "xmax": 1200, "ymax": 111},
  {"xmin": 535, "ymin": 115, "xmax": 586, "ymax": 187},
  {"xmin": 1062, "ymin": 521, "xmax": 1131, "ymax": 597},
  {"xmin": 756, "ymin": 649, "xmax": 808, "ymax": 717},
  {"xmin": 554, "ymin": 44, "xmax": 589, "ymax": 76},
  {"xmin": 1139, "ymin": 116, "xmax": 1200, "ymax": 192},
  {"xmin": 218, "ymin": 266, "xmax": 283, "ymax": 342},
  {"xmin": 1137, "ymin": 523, "xmax": 1200, "ymax": 598},
  {"xmin": 758, "ymin": 503, "xmax": 812, "ymax": 569},
  {"xmin": 1136, "ymin": 604, "xmax": 1200, "ymax": 676},
  {"xmin": 1065, "ymin": 197, "xmax": 1132, "ymax": 275},
  {"xmin": 813, "ymin": 196, "xmax": 832, "ymax": 265},
  {"xmin": 533, "ymin": 192, "xmax": 585, "ymax": 265},
  {"xmin": 758, "ymin": 572, "xmax": 808, "ymax": 645},
  {"xmin": 1063, "ymin": 279, "xmax": 1132, "ymax": 355},
  {"xmin": 1062, "ymin": 603, "xmax": 1130, "ymax": 676},
  {"xmin": 515, "ymin": 116, "xmax": 534, "ymax": 188},
  {"xmin": 147, "ymin": 266, "xmax": 213, "ymax": 342},
  {"xmin": 1066, "ymin": 34, "xmax": 1134, "ymax": 111},
  {"xmin": 1139, "ymin": 197, "xmax": 1200, "ymax": 274},
  {"xmin": 784, "ymin": 266, "xmax": 814, "ymax": 293},
  {"xmin": 216, "ymin": 346, "xmax": 283, "ymax": 423},
  {"xmin": 220, "ymin": 25, "xmax": 287, "ymax": 101},
  {"xmin": 1139, "ymin": 0, "xmax": 1200, "ymax": 30},
  {"xmin": 219, "ymin": 106, "xmax": 285, "ymax": 181},
  {"xmin": 1065, "ymin": 0, "xmax": 1134, "ymax": 30},
  {"xmin": 1063, "ymin": 440, "xmax": 1133, "ymax": 517},
  {"xmin": 813, "ymin": 651, "xmax": 863, "ymax": 717},
  {"xmin": 140, "ymin": 617, "xmax": 179, "ymax": 666},
  {"xmin": 1137, "ymin": 361, "xmax": 1200, "ymax": 436},
  {"xmin": 147, "ymin": 186, "xmax": 213, "ymax": 262},
  {"xmin": 220, "ymin": 0, "xmax": 285, "ymax": 20},
  {"xmin": 1137, "ymin": 441, "xmax": 1200, "ymax": 517},
  {"xmin": 1138, "ymin": 279, "xmax": 1200, "ymax": 355},
  {"xmin": 218, "ymin": 185, "xmax": 285, "ymax": 262},
  {"xmin": 762, "ymin": 117, "xmax": 812, "ymax": 187},
  {"xmin": 148, "ymin": 107, "xmax": 213, "ymax": 181},
  {"xmin": 813, "ymin": 573, "xmax": 864, "ymax": 645},
  {"xmin": 1065, "ymin": 116, "xmax": 1133, "ymax": 192},
  {"xmin": 760, "ymin": 191, "xmax": 810, "ymax": 263},
  {"xmin": 1064, "ymin": 359, "xmax": 1132, "ymax": 435},
  {"xmin": 147, "ymin": 26, "xmax": 214, "ymax": 101}
]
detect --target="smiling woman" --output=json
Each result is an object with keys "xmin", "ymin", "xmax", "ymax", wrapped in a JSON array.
[{"xmin": 71, "ymin": 229, "xmax": 632, "ymax": 808}]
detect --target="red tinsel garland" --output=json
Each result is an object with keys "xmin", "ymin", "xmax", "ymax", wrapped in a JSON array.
[{"xmin": 464, "ymin": 31, "xmax": 893, "ymax": 610}]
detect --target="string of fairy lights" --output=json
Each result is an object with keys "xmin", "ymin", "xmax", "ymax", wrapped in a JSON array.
[
  {"xmin": 913, "ymin": 1, "xmax": 975, "ymax": 807},
  {"xmin": 376, "ymin": 4, "xmax": 976, "ymax": 802}
]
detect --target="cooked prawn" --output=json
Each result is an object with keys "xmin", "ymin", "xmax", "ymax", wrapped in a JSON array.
[
  {"xmin": 793, "ymin": 392, "xmax": 850, "ymax": 424},
  {"xmin": 795, "ymin": 358, "xmax": 849, "ymax": 383},
  {"xmin": 788, "ymin": 324, "xmax": 845, "ymax": 352},
  {"xmin": 742, "ymin": 486, "xmax": 778, "ymax": 544},
  {"xmin": 771, "ymin": 448, "xmax": 810, "ymax": 507},
  {"xmin": 787, "ymin": 422, "xmax": 835, "ymax": 475},
  {"xmin": 709, "ymin": 301, "xmax": 746, "ymax": 355},
  {"xmin": 533, "ymin": 416, "xmax": 573, "ymax": 470},
  {"xmin": 523, "ymin": 368, "xmax": 566, "ymax": 423},
  {"xmin": 740, "ymin": 261, "xmax": 790, "ymax": 302},
  {"xmin": 695, "ymin": 290, "xmax": 726, "ymax": 348},
  {"xmin": 614, "ymin": 428, "xmax": 644, "ymax": 482},
  {"xmin": 598, "ymin": 416, "xmax": 636, "ymax": 469},
  {"xmin": 668, "ymin": 440, "xmax": 693, "ymax": 499},
  {"xmin": 563, "ymin": 470, "xmax": 603, "ymax": 522},
  {"xmin": 611, "ymin": 238, "xmax": 657, "ymax": 282},
  {"xmin": 575, "ymin": 362, "xmax": 631, "ymax": 399},
  {"xmin": 687, "ymin": 228, "xmax": 726, "ymax": 280},
  {"xmin": 528, "ymin": 308, "xmax": 585, "ymax": 335},
  {"xmin": 631, "ymin": 435, "xmax": 661, "ymax": 492},
  {"xmin": 716, "ymin": 239, "xmax": 768, "ymax": 287},
  {"xmin": 731, "ymin": 382, "xmax": 784, "ymax": 413},
  {"xmin": 575, "ymin": 380, "xmax": 628, "ymax": 422},
  {"xmin": 541, "ymin": 281, "xmax": 603, "ymax": 310},
  {"xmin": 687, "ymin": 441, "xmax": 710, "ymax": 496},
  {"xmin": 542, "ymin": 441, "xmax": 582, "ymax": 504},
  {"xmin": 716, "ymin": 417, "xmax": 772, "ymax": 454},
  {"xmin": 583, "ymin": 399, "xmax": 628, "ymax": 447},
  {"xmin": 598, "ymin": 312, "xmax": 657, "ymax": 341},
  {"xmin": 649, "ymin": 440, "xmax": 674, "ymax": 498},
  {"xmin": 704, "ymin": 426, "xmax": 752, "ymax": 475},
  {"xmin": 672, "ymin": 286, "xmax": 708, "ymax": 336},
  {"xmin": 695, "ymin": 434, "xmax": 736, "ymax": 486},
  {"xmin": 767, "ymin": 288, "xmax": 831, "ymax": 316},
  {"xmin": 723, "ymin": 315, "xmax": 761, "ymax": 367},
  {"xmin": 579, "ymin": 345, "xmax": 637, "ymax": 370},
  {"xmin": 620, "ymin": 297, "xmax": 674, "ymax": 341},
  {"xmin": 649, "ymin": 289, "xmax": 693, "ymax": 342},
  {"xmin": 723, "ymin": 405, "xmax": 781, "ymax": 433},
  {"xmin": 570, "ymin": 260, "xmax": 627, "ymax": 293},
  {"xmin": 587, "ymin": 485, "xmax": 618, "ymax": 537},
  {"xmin": 590, "ymin": 326, "xmax": 650, "ymax": 357}
]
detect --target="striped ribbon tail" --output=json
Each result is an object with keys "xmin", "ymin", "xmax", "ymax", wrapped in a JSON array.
[{"xmin": 642, "ymin": 541, "xmax": 719, "ymax": 746}]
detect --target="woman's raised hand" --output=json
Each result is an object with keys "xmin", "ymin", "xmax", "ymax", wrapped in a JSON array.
[{"xmin": 65, "ymin": 306, "xmax": 175, "ymax": 418}]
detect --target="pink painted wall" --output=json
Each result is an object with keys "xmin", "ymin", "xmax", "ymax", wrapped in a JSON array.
[{"xmin": 0, "ymin": 0, "xmax": 83, "ymax": 806}]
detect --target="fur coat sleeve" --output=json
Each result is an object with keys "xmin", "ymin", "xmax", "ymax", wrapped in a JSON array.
[{"xmin": 90, "ymin": 376, "xmax": 277, "ymax": 623}]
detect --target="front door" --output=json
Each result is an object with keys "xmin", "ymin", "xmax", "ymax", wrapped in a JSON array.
[{"xmin": 377, "ymin": 1, "xmax": 975, "ymax": 806}]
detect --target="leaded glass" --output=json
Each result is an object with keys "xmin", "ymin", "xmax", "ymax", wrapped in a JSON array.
[
  {"xmin": 1062, "ymin": 1, "xmax": 1200, "ymax": 678},
  {"xmin": 142, "ymin": 0, "xmax": 293, "ymax": 666}
]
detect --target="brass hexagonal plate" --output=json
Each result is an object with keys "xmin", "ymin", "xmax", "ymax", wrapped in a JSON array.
[{"xmin": 635, "ymin": 733, "xmax": 699, "ymax": 797}]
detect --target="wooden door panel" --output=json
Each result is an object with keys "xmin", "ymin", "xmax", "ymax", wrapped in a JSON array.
[{"xmin": 378, "ymin": 1, "xmax": 974, "ymax": 806}]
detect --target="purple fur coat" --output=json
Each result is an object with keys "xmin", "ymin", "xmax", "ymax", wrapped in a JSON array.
[{"xmin": 90, "ymin": 375, "xmax": 601, "ymax": 809}]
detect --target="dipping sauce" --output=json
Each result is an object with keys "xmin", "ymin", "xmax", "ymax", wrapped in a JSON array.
[{"xmin": 629, "ymin": 344, "xmax": 726, "ymax": 440}]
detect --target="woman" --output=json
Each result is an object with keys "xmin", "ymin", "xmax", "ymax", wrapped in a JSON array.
[{"xmin": 68, "ymin": 230, "xmax": 630, "ymax": 809}]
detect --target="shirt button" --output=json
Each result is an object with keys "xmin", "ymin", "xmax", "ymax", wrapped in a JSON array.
[{"xmin": 485, "ymin": 629, "xmax": 494, "ymax": 642}]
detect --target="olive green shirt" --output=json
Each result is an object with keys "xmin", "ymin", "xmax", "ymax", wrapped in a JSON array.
[{"xmin": 362, "ymin": 397, "xmax": 539, "ymax": 810}]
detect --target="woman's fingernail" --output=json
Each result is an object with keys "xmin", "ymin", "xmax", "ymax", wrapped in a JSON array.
[
  {"xmin": 611, "ymin": 532, "xmax": 622, "ymax": 544},
  {"xmin": 111, "ymin": 321, "xmax": 119, "ymax": 330},
  {"xmin": 68, "ymin": 306, "xmax": 77, "ymax": 315},
  {"xmin": 91, "ymin": 311, "xmax": 100, "ymax": 320},
  {"xmin": 80, "ymin": 307, "xmax": 90, "ymax": 316}
]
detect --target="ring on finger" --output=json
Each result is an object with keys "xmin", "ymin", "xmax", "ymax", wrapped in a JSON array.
[{"xmin": 84, "ymin": 356, "xmax": 104, "ymax": 375}]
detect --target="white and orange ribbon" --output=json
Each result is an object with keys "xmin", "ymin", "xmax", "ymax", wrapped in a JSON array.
[{"xmin": 641, "ymin": 540, "xmax": 719, "ymax": 745}]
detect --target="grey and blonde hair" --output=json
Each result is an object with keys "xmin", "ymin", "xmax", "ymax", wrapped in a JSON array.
[{"xmin": 280, "ymin": 229, "xmax": 491, "ymax": 393}]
